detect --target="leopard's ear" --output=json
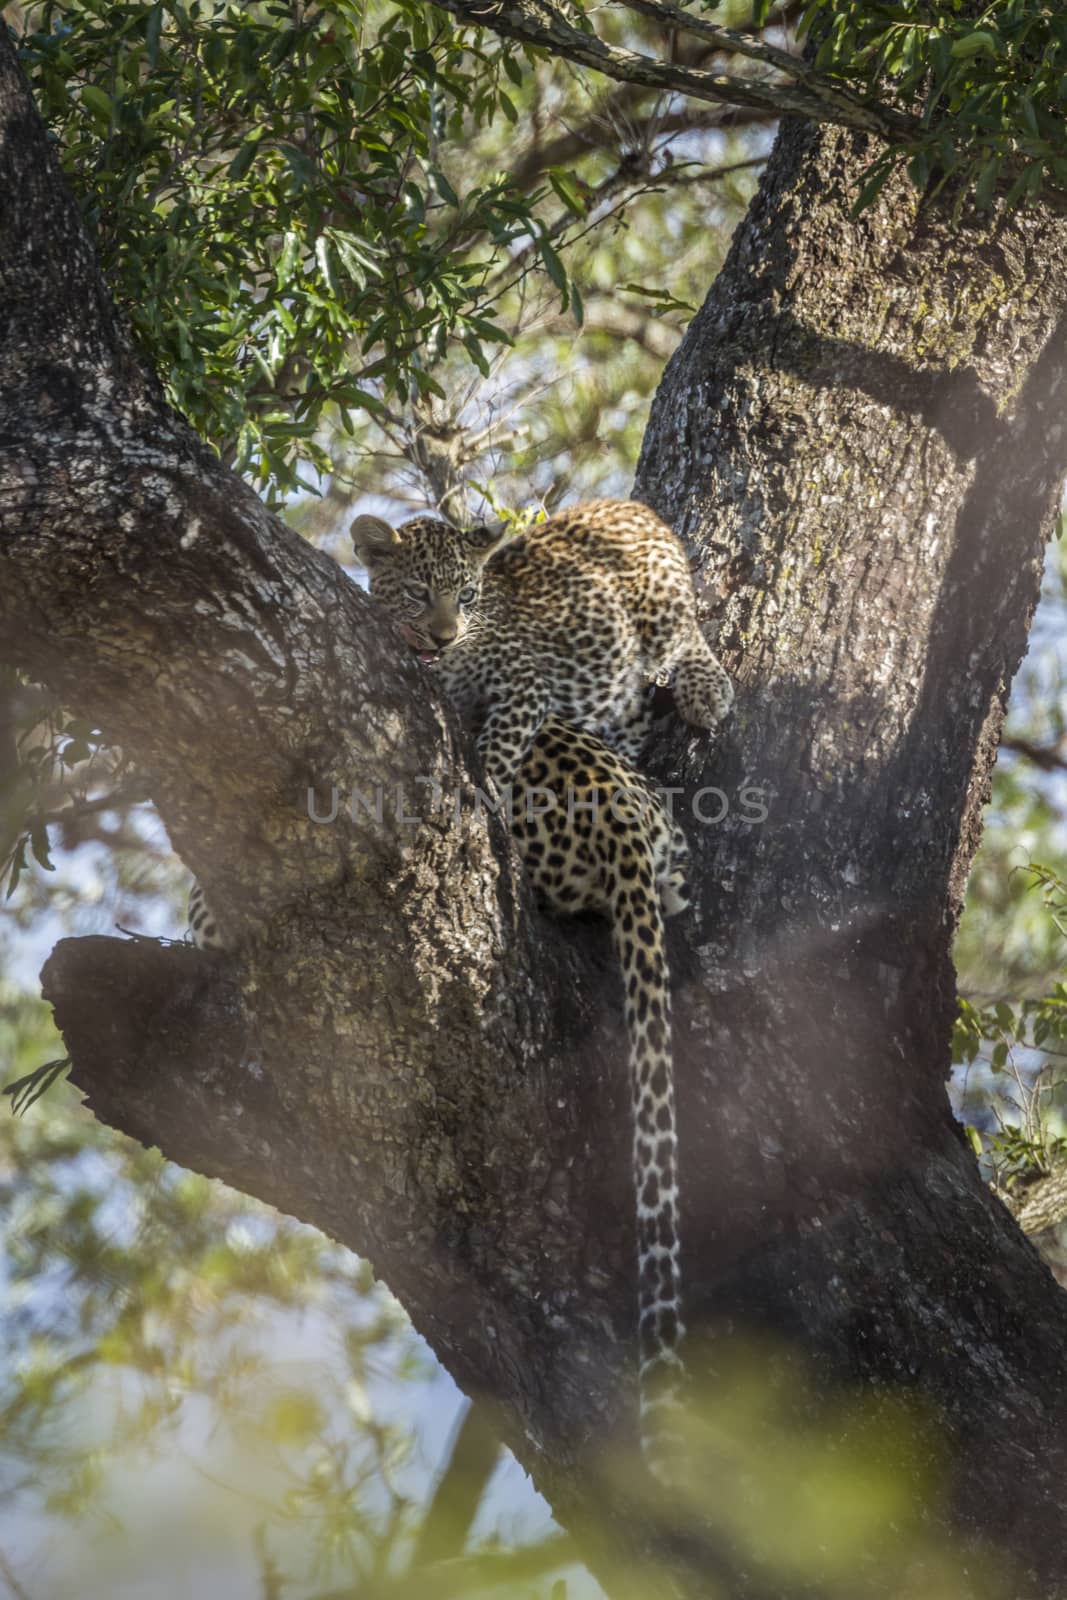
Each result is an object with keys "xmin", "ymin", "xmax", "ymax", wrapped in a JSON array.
[
  {"xmin": 350, "ymin": 514, "xmax": 402, "ymax": 563},
  {"xmin": 463, "ymin": 523, "xmax": 509, "ymax": 560}
]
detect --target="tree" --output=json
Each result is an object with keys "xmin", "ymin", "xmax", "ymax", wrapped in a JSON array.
[{"xmin": 5, "ymin": 3, "xmax": 1067, "ymax": 1596}]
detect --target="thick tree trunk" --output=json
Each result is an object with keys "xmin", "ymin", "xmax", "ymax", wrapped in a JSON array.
[
  {"xmin": 633, "ymin": 120, "xmax": 1067, "ymax": 1587},
  {"xmin": 5, "ymin": 22, "xmax": 1067, "ymax": 1596}
]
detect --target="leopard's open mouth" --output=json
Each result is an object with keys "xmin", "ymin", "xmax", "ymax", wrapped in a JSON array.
[{"xmin": 399, "ymin": 623, "xmax": 440, "ymax": 664}]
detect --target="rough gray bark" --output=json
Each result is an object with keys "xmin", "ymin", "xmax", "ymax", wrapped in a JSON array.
[
  {"xmin": 634, "ymin": 119, "xmax": 1067, "ymax": 1585},
  {"xmin": 5, "ymin": 22, "xmax": 1067, "ymax": 1599}
]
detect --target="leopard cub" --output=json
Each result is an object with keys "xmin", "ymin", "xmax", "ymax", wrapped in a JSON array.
[
  {"xmin": 351, "ymin": 497, "xmax": 732, "ymax": 786},
  {"xmin": 353, "ymin": 498, "xmax": 731, "ymax": 1479}
]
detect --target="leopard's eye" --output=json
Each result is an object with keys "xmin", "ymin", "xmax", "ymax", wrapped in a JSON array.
[
  {"xmin": 405, "ymin": 584, "xmax": 432, "ymax": 605},
  {"xmin": 458, "ymin": 585, "xmax": 477, "ymax": 606}
]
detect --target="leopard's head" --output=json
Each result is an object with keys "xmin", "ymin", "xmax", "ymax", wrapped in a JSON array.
[{"xmin": 351, "ymin": 513, "xmax": 506, "ymax": 660}]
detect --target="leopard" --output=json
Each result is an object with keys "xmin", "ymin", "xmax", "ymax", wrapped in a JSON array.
[
  {"xmin": 350, "ymin": 497, "xmax": 733, "ymax": 790},
  {"xmin": 350, "ymin": 497, "xmax": 733, "ymax": 1478}
]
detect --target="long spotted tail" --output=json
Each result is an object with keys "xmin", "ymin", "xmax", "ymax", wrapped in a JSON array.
[
  {"xmin": 187, "ymin": 880, "xmax": 225, "ymax": 950},
  {"xmin": 608, "ymin": 854, "xmax": 684, "ymax": 1482}
]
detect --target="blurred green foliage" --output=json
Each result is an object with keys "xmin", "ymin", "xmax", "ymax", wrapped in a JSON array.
[
  {"xmin": 1, "ymin": 667, "xmax": 112, "ymax": 903},
  {"xmin": 951, "ymin": 540, "xmax": 1067, "ymax": 1191},
  {"xmin": 956, "ymin": 540, "xmax": 1067, "ymax": 1002},
  {"xmin": 954, "ymin": 863, "xmax": 1067, "ymax": 1196},
  {"xmin": 0, "ymin": 988, "xmax": 586, "ymax": 1597},
  {"xmin": 653, "ymin": 1339, "xmax": 1008, "ymax": 1600}
]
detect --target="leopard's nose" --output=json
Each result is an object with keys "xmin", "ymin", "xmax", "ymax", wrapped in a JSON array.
[{"xmin": 430, "ymin": 626, "xmax": 457, "ymax": 647}]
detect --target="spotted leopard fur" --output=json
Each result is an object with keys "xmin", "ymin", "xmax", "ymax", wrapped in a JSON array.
[
  {"xmin": 513, "ymin": 714, "xmax": 688, "ymax": 1478},
  {"xmin": 351, "ymin": 497, "xmax": 733, "ymax": 788},
  {"xmin": 187, "ymin": 879, "xmax": 223, "ymax": 950},
  {"xmin": 352, "ymin": 498, "xmax": 731, "ymax": 1476}
]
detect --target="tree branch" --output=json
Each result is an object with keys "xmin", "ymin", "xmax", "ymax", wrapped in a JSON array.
[
  {"xmin": 611, "ymin": 0, "xmax": 816, "ymax": 81},
  {"xmin": 1003, "ymin": 1166, "xmax": 1067, "ymax": 1237},
  {"xmin": 1000, "ymin": 733, "xmax": 1067, "ymax": 773},
  {"xmin": 433, "ymin": 0, "xmax": 920, "ymax": 138}
]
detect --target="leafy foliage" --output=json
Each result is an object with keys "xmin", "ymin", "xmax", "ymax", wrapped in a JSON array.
[
  {"xmin": 10, "ymin": 0, "xmax": 763, "ymax": 510},
  {"xmin": 14, "ymin": 0, "xmax": 546, "ymax": 499},
  {"xmin": 2, "ymin": 1052, "xmax": 70, "ymax": 1113},
  {"xmin": 798, "ymin": 0, "xmax": 1067, "ymax": 214},
  {"xmin": 954, "ymin": 865, "xmax": 1067, "ymax": 1190},
  {"xmin": 1, "ymin": 668, "xmax": 112, "ymax": 899},
  {"xmin": 307, "ymin": 145, "xmax": 760, "ymax": 528},
  {"xmin": 0, "ymin": 991, "xmax": 581, "ymax": 1597},
  {"xmin": 955, "ymin": 540, "xmax": 1067, "ymax": 999}
]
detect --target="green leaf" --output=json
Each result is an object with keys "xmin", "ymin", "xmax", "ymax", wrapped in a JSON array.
[
  {"xmin": 345, "ymin": 389, "xmax": 389, "ymax": 417},
  {"xmin": 327, "ymin": 230, "xmax": 383, "ymax": 280},
  {"xmin": 429, "ymin": 167, "xmax": 459, "ymax": 207},
  {"xmin": 950, "ymin": 30, "xmax": 998, "ymax": 60},
  {"xmin": 974, "ymin": 157, "xmax": 1001, "ymax": 210},
  {"xmin": 465, "ymin": 316, "xmax": 512, "ymax": 345},
  {"xmin": 146, "ymin": 3, "xmax": 164, "ymax": 69},
  {"xmin": 279, "ymin": 142, "xmax": 316, "ymax": 189},
  {"xmin": 402, "ymin": 182, "xmax": 425, "ymax": 224},
  {"xmin": 538, "ymin": 236, "xmax": 568, "ymax": 303},
  {"xmin": 80, "ymin": 85, "xmax": 115, "ymax": 127},
  {"xmin": 3, "ymin": 1057, "xmax": 71, "ymax": 1117},
  {"xmin": 463, "ymin": 331, "xmax": 489, "ymax": 376},
  {"xmin": 548, "ymin": 168, "xmax": 587, "ymax": 217},
  {"xmin": 6, "ymin": 837, "xmax": 27, "ymax": 898},
  {"xmin": 29, "ymin": 821, "xmax": 53, "ymax": 872},
  {"xmin": 314, "ymin": 235, "xmax": 336, "ymax": 294},
  {"xmin": 228, "ymin": 136, "xmax": 261, "ymax": 181},
  {"xmin": 276, "ymin": 231, "xmax": 301, "ymax": 283}
]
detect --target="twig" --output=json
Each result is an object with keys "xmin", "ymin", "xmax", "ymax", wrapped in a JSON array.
[{"xmin": 0, "ymin": 1545, "xmax": 34, "ymax": 1600}]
